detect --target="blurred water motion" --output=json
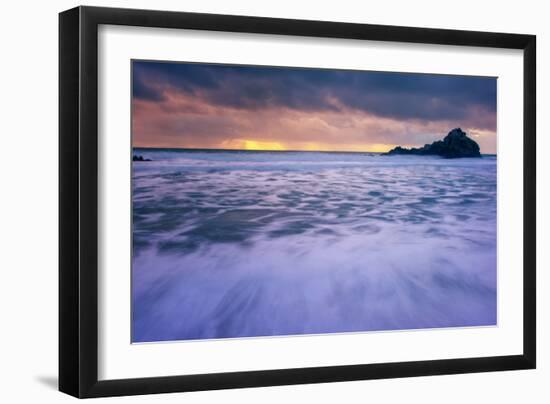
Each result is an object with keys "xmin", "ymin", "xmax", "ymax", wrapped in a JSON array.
[{"xmin": 132, "ymin": 149, "xmax": 497, "ymax": 342}]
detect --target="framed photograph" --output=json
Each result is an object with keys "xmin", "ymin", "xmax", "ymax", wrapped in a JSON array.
[{"xmin": 59, "ymin": 6, "xmax": 536, "ymax": 398}]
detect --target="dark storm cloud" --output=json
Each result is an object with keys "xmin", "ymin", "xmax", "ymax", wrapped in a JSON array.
[
  {"xmin": 132, "ymin": 61, "xmax": 496, "ymax": 128},
  {"xmin": 133, "ymin": 74, "xmax": 164, "ymax": 101}
]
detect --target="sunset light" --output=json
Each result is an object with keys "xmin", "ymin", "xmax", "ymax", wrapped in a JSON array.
[
  {"xmin": 130, "ymin": 59, "xmax": 498, "ymax": 344},
  {"xmin": 242, "ymin": 140, "xmax": 286, "ymax": 151},
  {"xmin": 132, "ymin": 61, "xmax": 497, "ymax": 154}
]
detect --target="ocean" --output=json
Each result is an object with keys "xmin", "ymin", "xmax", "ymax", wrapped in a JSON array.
[{"xmin": 131, "ymin": 148, "xmax": 497, "ymax": 343}]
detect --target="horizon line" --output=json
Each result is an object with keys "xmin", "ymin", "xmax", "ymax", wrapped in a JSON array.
[
  {"xmin": 133, "ymin": 146, "xmax": 496, "ymax": 155},
  {"xmin": 133, "ymin": 146, "xmax": 388, "ymax": 154}
]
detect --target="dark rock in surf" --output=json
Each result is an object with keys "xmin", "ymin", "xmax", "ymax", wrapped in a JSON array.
[
  {"xmin": 133, "ymin": 155, "xmax": 152, "ymax": 162},
  {"xmin": 385, "ymin": 128, "xmax": 481, "ymax": 158}
]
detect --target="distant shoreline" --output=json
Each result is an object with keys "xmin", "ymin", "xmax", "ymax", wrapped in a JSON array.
[
  {"xmin": 133, "ymin": 146, "xmax": 383, "ymax": 154},
  {"xmin": 133, "ymin": 146, "xmax": 496, "ymax": 157}
]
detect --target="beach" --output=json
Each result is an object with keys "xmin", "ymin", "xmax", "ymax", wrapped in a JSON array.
[{"xmin": 131, "ymin": 148, "xmax": 497, "ymax": 342}]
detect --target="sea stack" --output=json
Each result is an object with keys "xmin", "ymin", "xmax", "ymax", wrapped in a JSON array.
[
  {"xmin": 132, "ymin": 155, "xmax": 151, "ymax": 161},
  {"xmin": 133, "ymin": 155, "xmax": 152, "ymax": 162},
  {"xmin": 385, "ymin": 128, "xmax": 481, "ymax": 158}
]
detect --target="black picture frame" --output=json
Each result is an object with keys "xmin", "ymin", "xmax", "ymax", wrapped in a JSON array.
[{"xmin": 59, "ymin": 5, "xmax": 536, "ymax": 398}]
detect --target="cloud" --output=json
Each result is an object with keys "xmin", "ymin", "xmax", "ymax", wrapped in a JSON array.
[
  {"xmin": 133, "ymin": 61, "xmax": 496, "ymax": 127},
  {"xmin": 132, "ymin": 61, "xmax": 497, "ymax": 152}
]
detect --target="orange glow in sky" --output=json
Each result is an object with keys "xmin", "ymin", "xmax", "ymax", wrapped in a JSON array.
[
  {"xmin": 209, "ymin": 138, "xmax": 405, "ymax": 153},
  {"xmin": 132, "ymin": 61, "xmax": 497, "ymax": 153}
]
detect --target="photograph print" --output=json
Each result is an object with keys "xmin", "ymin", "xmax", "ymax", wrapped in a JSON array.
[{"xmin": 131, "ymin": 60, "xmax": 497, "ymax": 343}]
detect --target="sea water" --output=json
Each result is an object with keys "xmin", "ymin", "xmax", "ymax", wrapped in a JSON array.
[{"xmin": 131, "ymin": 149, "xmax": 497, "ymax": 342}]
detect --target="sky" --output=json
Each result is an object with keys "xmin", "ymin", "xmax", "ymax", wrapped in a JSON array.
[{"xmin": 132, "ymin": 61, "xmax": 497, "ymax": 153}]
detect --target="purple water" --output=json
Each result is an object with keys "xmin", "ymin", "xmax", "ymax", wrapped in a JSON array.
[{"xmin": 131, "ymin": 149, "xmax": 497, "ymax": 342}]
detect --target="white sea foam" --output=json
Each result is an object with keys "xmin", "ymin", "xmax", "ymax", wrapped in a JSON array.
[{"xmin": 132, "ymin": 150, "xmax": 497, "ymax": 342}]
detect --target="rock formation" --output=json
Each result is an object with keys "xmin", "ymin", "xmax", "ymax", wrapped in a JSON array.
[
  {"xmin": 385, "ymin": 128, "xmax": 481, "ymax": 158},
  {"xmin": 132, "ymin": 155, "xmax": 152, "ymax": 162}
]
